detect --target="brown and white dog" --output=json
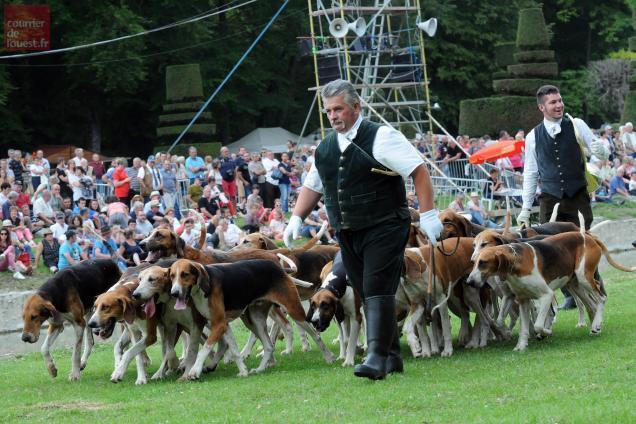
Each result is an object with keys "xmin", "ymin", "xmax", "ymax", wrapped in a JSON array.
[
  {"xmin": 168, "ymin": 258, "xmax": 335, "ymax": 380},
  {"xmin": 307, "ymin": 259, "xmax": 363, "ymax": 366},
  {"xmin": 21, "ymin": 259, "xmax": 121, "ymax": 380},
  {"xmin": 467, "ymin": 213, "xmax": 636, "ymax": 351}
]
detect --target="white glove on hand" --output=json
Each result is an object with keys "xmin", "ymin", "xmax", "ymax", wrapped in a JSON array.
[
  {"xmin": 419, "ymin": 210, "xmax": 443, "ymax": 246},
  {"xmin": 283, "ymin": 215, "xmax": 303, "ymax": 248},
  {"xmin": 517, "ymin": 209, "xmax": 531, "ymax": 227}
]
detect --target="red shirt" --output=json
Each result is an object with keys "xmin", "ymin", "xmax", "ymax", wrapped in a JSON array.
[
  {"xmin": 113, "ymin": 168, "xmax": 130, "ymax": 198},
  {"xmin": 16, "ymin": 192, "xmax": 30, "ymax": 208},
  {"xmin": 89, "ymin": 160, "xmax": 105, "ymax": 179}
]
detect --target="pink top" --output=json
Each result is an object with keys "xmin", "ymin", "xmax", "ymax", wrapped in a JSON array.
[{"xmin": 107, "ymin": 202, "xmax": 127, "ymax": 216}]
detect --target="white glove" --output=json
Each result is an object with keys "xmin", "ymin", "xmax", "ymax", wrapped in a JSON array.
[
  {"xmin": 419, "ymin": 210, "xmax": 443, "ymax": 246},
  {"xmin": 283, "ymin": 215, "xmax": 303, "ymax": 248},
  {"xmin": 517, "ymin": 209, "xmax": 531, "ymax": 227}
]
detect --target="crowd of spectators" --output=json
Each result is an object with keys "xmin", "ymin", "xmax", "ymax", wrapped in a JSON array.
[{"xmin": 3, "ymin": 123, "xmax": 634, "ymax": 280}]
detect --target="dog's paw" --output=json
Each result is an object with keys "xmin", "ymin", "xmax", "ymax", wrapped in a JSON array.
[
  {"xmin": 151, "ymin": 371, "xmax": 165, "ymax": 381},
  {"xmin": 342, "ymin": 358, "xmax": 354, "ymax": 367},
  {"xmin": 324, "ymin": 352, "xmax": 336, "ymax": 364},
  {"xmin": 68, "ymin": 371, "xmax": 81, "ymax": 382},
  {"xmin": 301, "ymin": 344, "xmax": 311, "ymax": 353},
  {"xmin": 47, "ymin": 364, "xmax": 58, "ymax": 378},
  {"xmin": 237, "ymin": 369, "xmax": 249, "ymax": 378},
  {"xmin": 513, "ymin": 343, "xmax": 527, "ymax": 352},
  {"xmin": 280, "ymin": 348, "xmax": 292, "ymax": 356},
  {"xmin": 440, "ymin": 348, "xmax": 453, "ymax": 358},
  {"xmin": 135, "ymin": 376, "xmax": 147, "ymax": 385}
]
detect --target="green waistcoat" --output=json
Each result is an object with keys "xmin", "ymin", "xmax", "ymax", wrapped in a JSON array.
[{"xmin": 315, "ymin": 120, "xmax": 409, "ymax": 231}]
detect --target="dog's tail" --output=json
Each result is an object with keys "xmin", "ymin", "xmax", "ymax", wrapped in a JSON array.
[
  {"xmin": 277, "ymin": 253, "xmax": 298, "ymax": 274},
  {"xmin": 275, "ymin": 221, "xmax": 330, "ymax": 256},
  {"xmin": 431, "ymin": 279, "xmax": 457, "ymax": 314},
  {"xmin": 549, "ymin": 203, "xmax": 560, "ymax": 223},
  {"xmin": 577, "ymin": 211, "xmax": 586, "ymax": 236},
  {"xmin": 588, "ymin": 233, "xmax": 636, "ymax": 272},
  {"xmin": 188, "ymin": 208, "xmax": 207, "ymax": 249}
]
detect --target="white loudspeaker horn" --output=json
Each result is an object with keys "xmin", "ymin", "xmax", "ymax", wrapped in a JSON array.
[
  {"xmin": 348, "ymin": 17, "xmax": 366, "ymax": 37},
  {"xmin": 329, "ymin": 18, "xmax": 348, "ymax": 38},
  {"xmin": 417, "ymin": 17, "xmax": 437, "ymax": 37}
]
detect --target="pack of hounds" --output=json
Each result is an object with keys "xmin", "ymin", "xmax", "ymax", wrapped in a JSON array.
[{"xmin": 20, "ymin": 205, "xmax": 636, "ymax": 384}]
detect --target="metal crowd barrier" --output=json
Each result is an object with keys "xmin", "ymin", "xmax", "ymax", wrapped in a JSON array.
[
  {"xmin": 176, "ymin": 178, "xmax": 190, "ymax": 216},
  {"xmin": 94, "ymin": 183, "xmax": 113, "ymax": 202}
]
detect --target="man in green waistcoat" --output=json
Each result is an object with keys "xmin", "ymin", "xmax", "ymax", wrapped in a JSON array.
[{"xmin": 284, "ymin": 79, "xmax": 442, "ymax": 380}]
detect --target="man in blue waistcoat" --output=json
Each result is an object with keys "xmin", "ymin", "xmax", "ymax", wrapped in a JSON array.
[
  {"xmin": 518, "ymin": 85, "xmax": 609, "ymax": 309},
  {"xmin": 284, "ymin": 79, "xmax": 442, "ymax": 380}
]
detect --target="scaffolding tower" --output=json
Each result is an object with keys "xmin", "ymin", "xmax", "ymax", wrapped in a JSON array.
[{"xmin": 303, "ymin": 0, "xmax": 434, "ymax": 139}]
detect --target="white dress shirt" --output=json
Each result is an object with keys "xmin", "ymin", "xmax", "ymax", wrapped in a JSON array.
[
  {"xmin": 262, "ymin": 157, "xmax": 280, "ymax": 186},
  {"xmin": 521, "ymin": 117, "xmax": 607, "ymax": 210},
  {"xmin": 303, "ymin": 115, "xmax": 423, "ymax": 194}
]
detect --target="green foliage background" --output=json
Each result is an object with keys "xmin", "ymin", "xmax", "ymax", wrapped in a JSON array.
[{"xmin": 0, "ymin": 0, "xmax": 633, "ymax": 155}]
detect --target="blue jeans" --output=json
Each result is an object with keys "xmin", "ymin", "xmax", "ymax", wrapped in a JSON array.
[
  {"xmin": 279, "ymin": 183, "xmax": 290, "ymax": 213},
  {"xmin": 470, "ymin": 210, "xmax": 498, "ymax": 228}
]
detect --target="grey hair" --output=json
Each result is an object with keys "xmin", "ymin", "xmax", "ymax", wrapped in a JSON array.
[{"xmin": 321, "ymin": 79, "xmax": 360, "ymax": 109}]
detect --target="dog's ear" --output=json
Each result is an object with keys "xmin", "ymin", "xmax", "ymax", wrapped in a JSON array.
[
  {"xmin": 495, "ymin": 251, "xmax": 510, "ymax": 280},
  {"xmin": 174, "ymin": 232, "xmax": 185, "ymax": 257},
  {"xmin": 40, "ymin": 300, "xmax": 62, "ymax": 322},
  {"xmin": 403, "ymin": 252, "xmax": 423, "ymax": 281},
  {"xmin": 193, "ymin": 263, "xmax": 211, "ymax": 296},
  {"xmin": 493, "ymin": 233, "xmax": 506, "ymax": 246},
  {"xmin": 119, "ymin": 296, "xmax": 136, "ymax": 324},
  {"xmin": 306, "ymin": 301, "xmax": 316, "ymax": 322},
  {"xmin": 334, "ymin": 301, "xmax": 345, "ymax": 323}
]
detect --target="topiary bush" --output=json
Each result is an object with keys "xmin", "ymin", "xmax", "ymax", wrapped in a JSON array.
[
  {"xmin": 507, "ymin": 62, "xmax": 558, "ymax": 78},
  {"xmin": 494, "ymin": 42, "xmax": 518, "ymax": 68},
  {"xmin": 492, "ymin": 78, "xmax": 558, "ymax": 96},
  {"xmin": 459, "ymin": 96, "xmax": 542, "ymax": 137},
  {"xmin": 158, "ymin": 112, "xmax": 213, "ymax": 126},
  {"xmin": 630, "ymin": 36, "xmax": 636, "ymax": 52},
  {"xmin": 163, "ymin": 102, "xmax": 205, "ymax": 112},
  {"xmin": 621, "ymin": 92, "xmax": 636, "ymax": 124},
  {"xmin": 516, "ymin": 8, "xmax": 550, "ymax": 50},
  {"xmin": 514, "ymin": 50, "xmax": 555, "ymax": 63},
  {"xmin": 165, "ymin": 64, "xmax": 204, "ymax": 102},
  {"xmin": 492, "ymin": 71, "xmax": 509, "ymax": 80}
]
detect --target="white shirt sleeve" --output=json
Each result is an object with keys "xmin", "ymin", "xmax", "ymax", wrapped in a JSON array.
[
  {"xmin": 137, "ymin": 167, "xmax": 145, "ymax": 179},
  {"xmin": 372, "ymin": 126, "xmax": 424, "ymax": 179},
  {"xmin": 521, "ymin": 129, "xmax": 538, "ymax": 210},
  {"xmin": 302, "ymin": 162, "xmax": 324, "ymax": 194}
]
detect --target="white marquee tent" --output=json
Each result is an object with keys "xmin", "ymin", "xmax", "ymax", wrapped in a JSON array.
[{"xmin": 225, "ymin": 127, "xmax": 317, "ymax": 153}]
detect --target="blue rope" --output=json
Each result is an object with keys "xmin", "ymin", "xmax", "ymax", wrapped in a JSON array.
[{"xmin": 168, "ymin": 0, "xmax": 290, "ymax": 153}]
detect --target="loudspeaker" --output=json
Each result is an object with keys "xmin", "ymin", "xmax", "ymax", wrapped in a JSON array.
[
  {"xmin": 317, "ymin": 56, "xmax": 342, "ymax": 85},
  {"xmin": 329, "ymin": 18, "xmax": 348, "ymax": 38},
  {"xmin": 417, "ymin": 17, "xmax": 437, "ymax": 37},
  {"xmin": 348, "ymin": 17, "xmax": 366, "ymax": 37}
]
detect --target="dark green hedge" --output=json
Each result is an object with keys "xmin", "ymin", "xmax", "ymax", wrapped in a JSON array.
[
  {"xmin": 492, "ymin": 78, "xmax": 558, "ymax": 96},
  {"xmin": 459, "ymin": 96, "xmax": 542, "ymax": 137},
  {"xmin": 630, "ymin": 36, "xmax": 636, "ymax": 52},
  {"xmin": 165, "ymin": 64, "xmax": 204, "ymax": 102},
  {"xmin": 156, "ymin": 124, "xmax": 216, "ymax": 139},
  {"xmin": 494, "ymin": 42, "xmax": 518, "ymax": 68},
  {"xmin": 154, "ymin": 142, "xmax": 221, "ymax": 157},
  {"xmin": 158, "ymin": 112, "xmax": 213, "ymax": 126},
  {"xmin": 162, "ymin": 101, "xmax": 205, "ymax": 112},
  {"xmin": 492, "ymin": 71, "xmax": 509, "ymax": 80},
  {"xmin": 621, "ymin": 92, "xmax": 636, "ymax": 123},
  {"xmin": 513, "ymin": 50, "xmax": 555, "ymax": 63},
  {"xmin": 507, "ymin": 62, "xmax": 558, "ymax": 78},
  {"xmin": 516, "ymin": 8, "xmax": 550, "ymax": 50}
]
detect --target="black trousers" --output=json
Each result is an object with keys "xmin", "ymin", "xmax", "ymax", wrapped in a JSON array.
[
  {"xmin": 539, "ymin": 187, "xmax": 593, "ymax": 230},
  {"xmin": 337, "ymin": 216, "xmax": 410, "ymax": 300}
]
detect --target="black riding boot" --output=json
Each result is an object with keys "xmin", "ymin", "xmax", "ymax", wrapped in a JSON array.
[
  {"xmin": 354, "ymin": 295, "xmax": 395, "ymax": 380},
  {"xmin": 385, "ymin": 324, "xmax": 403, "ymax": 374}
]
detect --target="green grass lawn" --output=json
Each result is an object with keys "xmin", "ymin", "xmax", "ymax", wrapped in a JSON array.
[{"xmin": 1, "ymin": 268, "xmax": 635, "ymax": 423}]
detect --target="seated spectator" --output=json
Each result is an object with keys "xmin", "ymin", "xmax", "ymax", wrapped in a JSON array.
[
  {"xmin": 7, "ymin": 206, "xmax": 35, "ymax": 248},
  {"xmin": 50, "ymin": 212, "xmax": 69, "ymax": 242},
  {"xmin": 60, "ymin": 197, "xmax": 73, "ymax": 217},
  {"xmin": 246, "ymin": 185, "xmax": 263, "ymax": 210},
  {"xmin": 0, "ymin": 224, "xmax": 28, "ymax": 279},
  {"xmin": 300, "ymin": 208, "xmax": 322, "ymax": 239},
  {"xmin": 269, "ymin": 209, "xmax": 286, "ymax": 241},
  {"xmin": 242, "ymin": 204, "xmax": 264, "ymax": 234},
  {"xmin": 94, "ymin": 225, "xmax": 127, "ymax": 270},
  {"xmin": 468, "ymin": 192, "xmax": 499, "ymax": 228},
  {"xmin": 34, "ymin": 228, "xmax": 60, "ymax": 273},
  {"xmin": 129, "ymin": 194, "xmax": 144, "ymax": 211},
  {"xmin": 448, "ymin": 193, "xmax": 466, "ymax": 213},
  {"xmin": 0, "ymin": 182, "xmax": 11, "ymax": 207},
  {"xmin": 2, "ymin": 191, "xmax": 19, "ymax": 220},
  {"xmin": 135, "ymin": 210, "xmax": 154, "ymax": 239},
  {"xmin": 406, "ymin": 191, "xmax": 419, "ymax": 210},
  {"xmin": 609, "ymin": 167, "xmax": 631, "ymax": 204},
  {"xmin": 49, "ymin": 184, "xmax": 63, "ymax": 212},
  {"xmin": 145, "ymin": 200, "xmax": 164, "ymax": 225},
  {"xmin": 267, "ymin": 200, "xmax": 284, "ymax": 222},
  {"xmin": 57, "ymin": 229, "xmax": 87, "ymax": 270},
  {"xmin": 198, "ymin": 184, "xmax": 220, "ymax": 220},
  {"xmin": 187, "ymin": 177, "xmax": 204, "ymax": 207},
  {"xmin": 179, "ymin": 218, "xmax": 200, "ymax": 248},
  {"xmin": 629, "ymin": 172, "xmax": 636, "ymax": 196},
  {"xmin": 21, "ymin": 203, "xmax": 43, "ymax": 236},
  {"xmin": 316, "ymin": 208, "xmax": 336, "ymax": 244},
  {"xmin": 127, "ymin": 219, "xmax": 144, "ymax": 242},
  {"xmin": 130, "ymin": 201, "xmax": 145, "ymax": 221},
  {"xmin": 14, "ymin": 181, "xmax": 30, "ymax": 209},
  {"xmin": 69, "ymin": 215, "xmax": 83, "ymax": 229},
  {"xmin": 483, "ymin": 168, "xmax": 504, "ymax": 201},
  {"xmin": 210, "ymin": 218, "xmax": 243, "ymax": 250},
  {"xmin": 143, "ymin": 191, "xmax": 165, "ymax": 214},
  {"xmin": 164, "ymin": 208, "xmax": 180, "ymax": 232},
  {"xmin": 72, "ymin": 197, "xmax": 88, "ymax": 216}
]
